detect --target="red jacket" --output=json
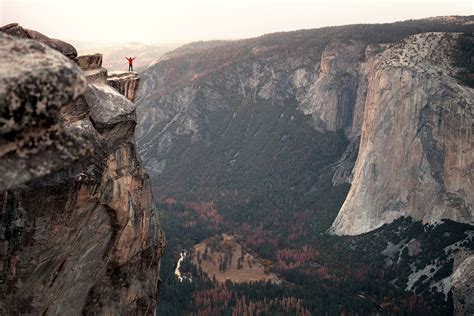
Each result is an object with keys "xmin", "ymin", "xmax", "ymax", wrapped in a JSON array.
[{"xmin": 126, "ymin": 57, "xmax": 135, "ymax": 65}]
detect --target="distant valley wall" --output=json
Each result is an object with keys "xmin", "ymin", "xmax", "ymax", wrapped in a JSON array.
[
  {"xmin": 135, "ymin": 17, "xmax": 473, "ymax": 236},
  {"xmin": 331, "ymin": 32, "xmax": 473, "ymax": 235}
]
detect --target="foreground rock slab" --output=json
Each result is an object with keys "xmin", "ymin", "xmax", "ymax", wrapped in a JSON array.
[
  {"xmin": 0, "ymin": 33, "xmax": 88, "ymax": 191},
  {"xmin": 0, "ymin": 23, "xmax": 77, "ymax": 59}
]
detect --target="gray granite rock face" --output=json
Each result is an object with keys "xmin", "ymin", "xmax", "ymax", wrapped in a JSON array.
[
  {"xmin": 85, "ymin": 81, "xmax": 137, "ymax": 149},
  {"xmin": 0, "ymin": 23, "xmax": 77, "ymax": 59},
  {"xmin": 107, "ymin": 72, "xmax": 140, "ymax": 102},
  {"xmin": 330, "ymin": 33, "xmax": 473, "ymax": 235},
  {"xmin": 77, "ymin": 53, "xmax": 103, "ymax": 70},
  {"xmin": 84, "ymin": 68, "xmax": 109, "ymax": 85},
  {"xmin": 298, "ymin": 40, "xmax": 366, "ymax": 132},
  {"xmin": 452, "ymin": 252, "xmax": 474, "ymax": 316},
  {"xmin": 0, "ymin": 33, "xmax": 88, "ymax": 191},
  {"xmin": 0, "ymin": 31, "xmax": 164, "ymax": 315}
]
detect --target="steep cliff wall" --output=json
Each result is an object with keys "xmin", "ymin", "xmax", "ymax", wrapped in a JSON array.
[
  {"xmin": 0, "ymin": 29, "xmax": 164, "ymax": 315},
  {"xmin": 331, "ymin": 33, "xmax": 473, "ymax": 235},
  {"xmin": 297, "ymin": 39, "xmax": 366, "ymax": 133}
]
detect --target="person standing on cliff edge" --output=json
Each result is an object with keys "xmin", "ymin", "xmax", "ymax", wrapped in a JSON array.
[{"xmin": 125, "ymin": 57, "xmax": 135, "ymax": 72}]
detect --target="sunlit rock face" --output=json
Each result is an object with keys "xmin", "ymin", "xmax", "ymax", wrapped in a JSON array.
[
  {"xmin": 0, "ymin": 26, "xmax": 164, "ymax": 315},
  {"xmin": 331, "ymin": 33, "xmax": 473, "ymax": 235}
]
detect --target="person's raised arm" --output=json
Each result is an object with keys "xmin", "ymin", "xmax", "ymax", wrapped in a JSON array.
[{"xmin": 132, "ymin": 57, "xmax": 136, "ymax": 60}]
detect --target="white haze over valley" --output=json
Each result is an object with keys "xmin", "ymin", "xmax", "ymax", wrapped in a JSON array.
[{"xmin": 1, "ymin": 0, "xmax": 472, "ymax": 44}]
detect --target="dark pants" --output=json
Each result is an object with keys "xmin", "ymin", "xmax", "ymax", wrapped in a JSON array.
[{"xmin": 129, "ymin": 64, "xmax": 133, "ymax": 72}]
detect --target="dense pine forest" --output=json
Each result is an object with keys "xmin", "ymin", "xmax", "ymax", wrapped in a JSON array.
[{"xmin": 155, "ymin": 184, "xmax": 472, "ymax": 315}]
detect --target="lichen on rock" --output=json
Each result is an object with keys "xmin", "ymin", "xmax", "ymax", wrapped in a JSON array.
[{"xmin": 0, "ymin": 32, "xmax": 88, "ymax": 191}]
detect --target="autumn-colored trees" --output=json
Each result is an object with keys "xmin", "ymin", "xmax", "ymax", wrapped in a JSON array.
[{"xmin": 275, "ymin": 246, "xmax": 320, "ymax": 270}]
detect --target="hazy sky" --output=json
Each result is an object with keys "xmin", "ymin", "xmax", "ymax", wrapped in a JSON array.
[{"xmin": 1, "ymin": 0, "xmax": 472, "ymax": 43}]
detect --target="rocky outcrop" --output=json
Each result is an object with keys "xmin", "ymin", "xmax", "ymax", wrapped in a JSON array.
[
  {"xmin": 77, "ymin": 54, "xmax": 140, "ymax": 101},
  {"xmin": 0, "ymin": 33, "xmax": 88, "ymax": 191},
  {"xmin": 330, "ymin": 33, "xmax": 473, "ymax": 235},
  {"xmin": 107, "ymin": 72, "xmax": 140, "ymax": 102},
  {"xmin": 78, "ymin": 54, "xmax": 109, "ymax": 85},
  {"xmin": 0, "ymin": 23, "xmax": 77, "ymax": 59},
  {"xmin": 0, "ymin": 30, "xmax": 163, "ymax": 314}
]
